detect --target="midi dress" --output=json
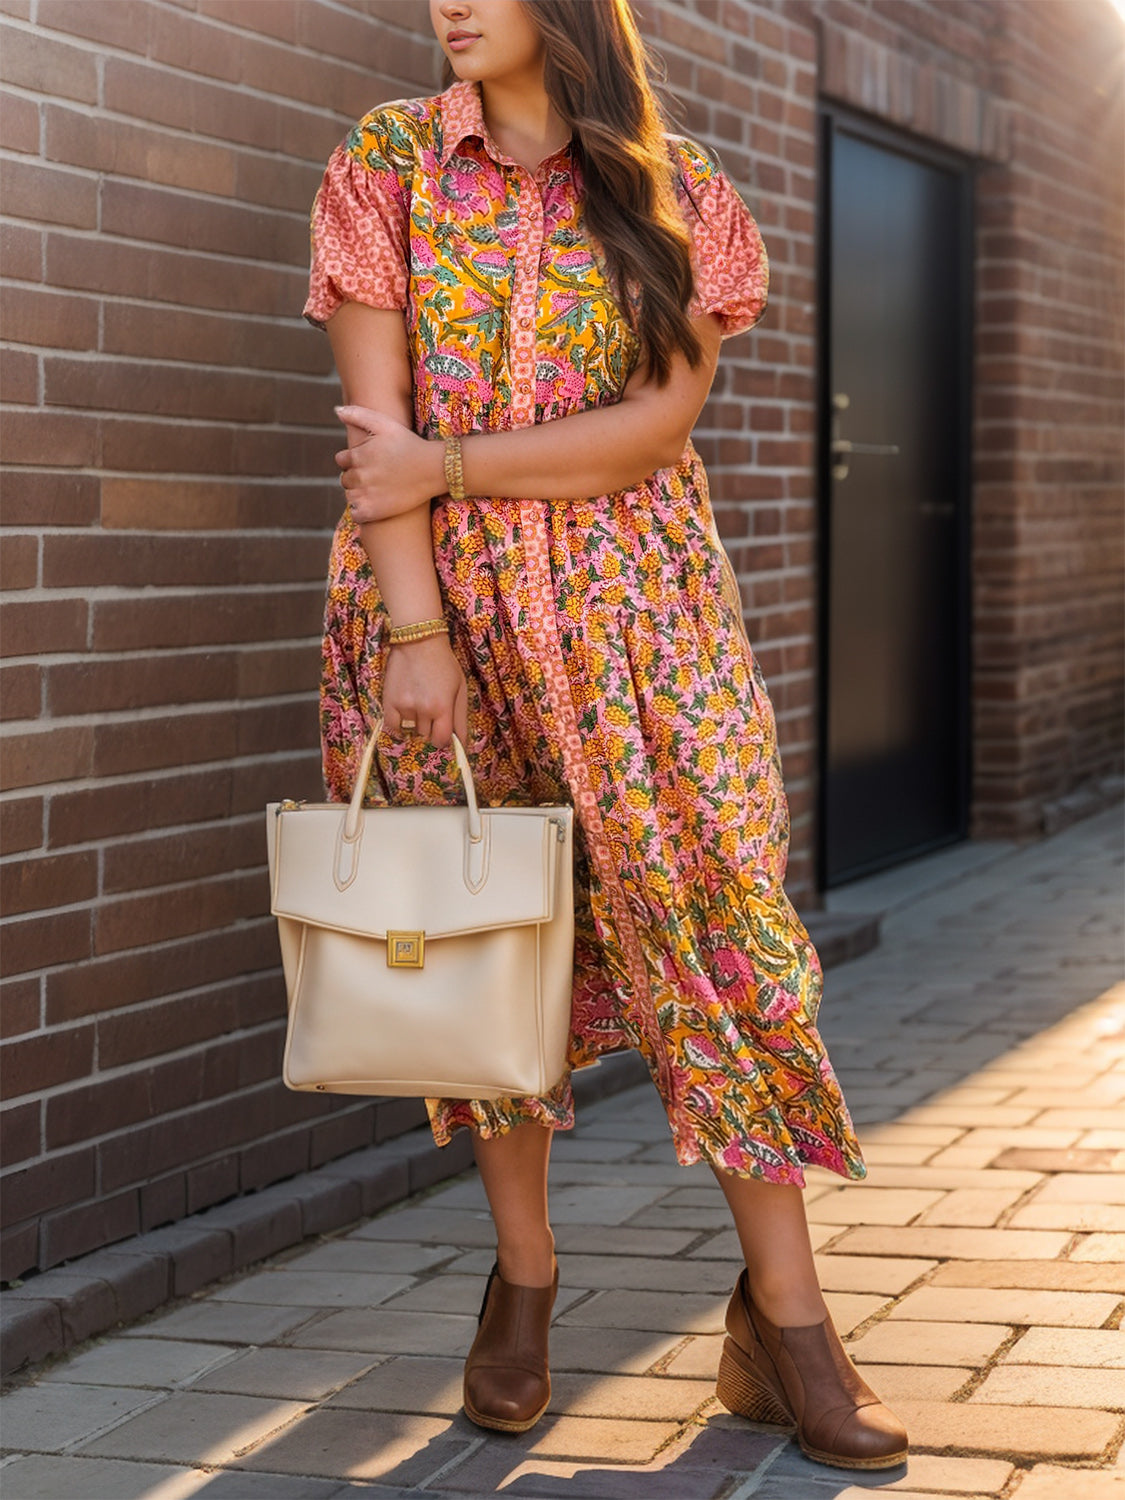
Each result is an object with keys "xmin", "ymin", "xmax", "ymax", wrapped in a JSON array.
[{"xmin": 303, "ymin": 76, "xmax": 868, "ymax": 1187}]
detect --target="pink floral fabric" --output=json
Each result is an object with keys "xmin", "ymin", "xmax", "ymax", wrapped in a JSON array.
[{"xmin": 303, "ymin": 77, "xmax": 867, "ymax": 1186}]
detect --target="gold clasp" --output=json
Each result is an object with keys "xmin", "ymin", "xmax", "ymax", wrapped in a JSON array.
[{"xmin": 387, "ymin": 931, "xmax": 425, "ymax": 969}]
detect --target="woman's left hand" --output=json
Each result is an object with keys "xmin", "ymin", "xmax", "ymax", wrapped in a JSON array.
[{"xmin": 334, "ymin": 404, "xmax": 443, "ymax": 524}]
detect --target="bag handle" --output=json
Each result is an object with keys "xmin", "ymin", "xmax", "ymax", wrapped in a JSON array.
[{"xmin": 344, "ymin": 718, "xmax": 482, "ymax": 845}]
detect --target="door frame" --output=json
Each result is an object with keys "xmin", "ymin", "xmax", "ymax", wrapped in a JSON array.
[{"xmin": 814, "ymin": 101, "xmax": 977, "ymax": 892}]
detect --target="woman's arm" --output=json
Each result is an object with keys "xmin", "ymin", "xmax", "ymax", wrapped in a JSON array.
[
  {"xmin": 326, "ymin": 301, "xmax": 468, "ymax": 748},
  {"xmin": 336, "ymin": 312, "xmax": 727, "ymax": 521},
  {"xmin": 459, "ymin": 312, "xmax": 726, "ymax": 497},
  {"xmin": 327, "ymin": 302, "xmax": 442, "ymax": 626}
]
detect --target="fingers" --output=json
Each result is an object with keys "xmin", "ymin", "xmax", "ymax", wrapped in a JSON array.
[{"xmin": 334, "ymin": 403, "xmax": 381, "ymax": 436}]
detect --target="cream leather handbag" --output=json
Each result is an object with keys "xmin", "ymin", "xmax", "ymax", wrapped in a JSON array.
[{"xmin": 265, "ymin": 721, "xmax": 575, "ymax": 1101}]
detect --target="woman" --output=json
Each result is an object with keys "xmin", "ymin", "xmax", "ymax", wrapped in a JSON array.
[{"xmin": 303, "ymin": 0, "xmax": 908, "ymax": 1472}]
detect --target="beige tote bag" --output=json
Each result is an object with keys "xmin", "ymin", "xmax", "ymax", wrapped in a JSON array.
[{"xmin": 266, "ymin": 720, "xmax": 575, "ymax": 1100}]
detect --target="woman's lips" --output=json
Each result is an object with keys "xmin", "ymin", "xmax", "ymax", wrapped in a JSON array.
[{"xmin": 448, "ymin": 32, "xmax": 480, "ymax": 50}]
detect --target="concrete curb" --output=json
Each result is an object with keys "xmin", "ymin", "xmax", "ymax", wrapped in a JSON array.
[
  {"xmin": 0, "ymin": 911, "xmax": 878, "ymax": 1381},
  {"xmin": 0, "ymin": 1050, "xmax": 649, "ymax": 1379}
]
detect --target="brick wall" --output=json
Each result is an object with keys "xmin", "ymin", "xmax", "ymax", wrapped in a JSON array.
[
  {"xmin": 1, "ymin": 0, "xmax": 1121, "ymax": 1281},
  {"xmin": 0, "ymin": 0, "xmax": 446, "ymax": 1281},
  {"xmin": 969, "ymin": 0, "xmax": 1125, "ymax": 835},
  {"xmin": 812, "ymin": 0, "xmax": 1124, "ymax": 838}
]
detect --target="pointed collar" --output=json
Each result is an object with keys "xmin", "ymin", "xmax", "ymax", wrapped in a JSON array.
[{"xmin": 437, "ymin": 77, "xmax": 572, "ymax": 169}]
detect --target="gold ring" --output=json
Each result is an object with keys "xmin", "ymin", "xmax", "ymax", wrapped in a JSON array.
[{"xmin": 401, "ymin": 719, "xmax": 416, "ymax": 731}]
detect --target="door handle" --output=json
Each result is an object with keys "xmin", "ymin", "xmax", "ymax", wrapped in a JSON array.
[{"xmin": 830, "ymin": 439, "xmax": 901, "ymax": 456}]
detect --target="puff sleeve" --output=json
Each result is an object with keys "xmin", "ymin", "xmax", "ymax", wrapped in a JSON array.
[
  {"xmin": 302, "ymin": 108, "xmax": 412, "ymax": 329},
  {"xmin": 675, "ymin": 138, "xmax": 769, "ymax": 339}
]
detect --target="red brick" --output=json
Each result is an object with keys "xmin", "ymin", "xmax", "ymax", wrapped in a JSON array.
[
  {"xmin": 185, "ymin": 1153, "xmax": 241, "ymax": 1214},
  {"xmin": 1, "ymin": 157, "xmax": 96, "ymax": 229},
  {"xmin": 1, "ymin": 471, "xmax": 99, "ymax": 527},
  {"xmin": 147, "ymin": 5, "xmax": 243, "ymax": 82},
  {"xmin": 96, "ymin": 988, "xmax": 240, "ymax": 1070},
  {"xmin": 43, "ymin": 534, "xmax": 238, "ymax": 590},
  {"xmin": 0, "ymin": 725, "xmax": 93, "ymax": 792},
  {"xmin": 40, "ymin": 1189, "xmax": 140, "ymax": 1270},
  {"xmin": 199, "ymin": 0, "xmax": 299, "ymax": 43},
  {"xmin": 48, "ymin": 767, "xmax": 232, "ymax": 848},
  {"xmin": 46, "ymin": 1051, "xmax": 219, "ymax": 1150},
  {"xmin": 101, "ymin": 301, "xmax": 327, "ymax": 374},
  {"xmin": 0, "ymin": 21, "xmax": 97, "ymax": 102},
  {"xmin": 45, "ymin": 356, "xmax": 283, "ymax": 424},
  {"xmin": 237, "ymin": 699, "xmax": 318, "ymax": 757},
  {"xmin": 1, "ymin": 1023, "xmax": 94, "ymax": 1099},
  {"xmin": 0, "ymin": 663, "xmax": 41, "ymax": 720},
  {"xmin": 103, "ymin": 56, "xmax": 274, "ymax": 148},
  {"xmin": 46, "ymin": 231, "xmax": 301, "ymax": 318},
  {"xmin": 39, "ymin": 531, "xmax": 328, "ymax": 595},
  {"xmin": 1, "ymin": 1100, "xmax": 41, "ymax": 1168},
  {"xmin": 239, "ymin": 1127, "xmax": 310, "ymax": 1192},
  {"xmin": 309, "ymin": 1106, "xmax": 374, "ymax": 1170},
  {"xmin": 99, "ymin": 416, "xmax": 328, "ymax": 481},
  {"xmin": 0, "ymin": 1146, "xmax": 93, "ymax": 1224},
  {"xmin": 139, "ymin": 1172, "xmax": 186, "ymax": 1232},
  {"xmin": 230, "ymin": 751, "xmax": 322, "ymax": 815},
  {"xmin": 37, "ymin": 0, "xmax": 151, "ymax": 52},
  {"xmin": 1, "ymin": 850, "xmax": 97, "ymax": 917},
  {"xmin": 97, "ymin": 1085, "xmax": 278, "ymax": 1193},
  {"xmin": 4, "ymin": 290, "xmax": 99, "ymax": 362},
  {"xmin": 101, "ymin": 813, "xmax": 262, "ymax": 895},
  {"xmin": 98, "ymin": 477, "xmax": 339, "ymax": 532},
  {"xmin": 0, "ymin": 976, "xmax": 41, "ymax": 1039},
  {"xmin": 45, "ymin": 920, "xmax": 279, "ymax": 1022},
  {"xmin": 46, "ymin": 652, "xmax": 233, "ymax": 717},
  {"xmin": 0, "ymin": 221, "xmax": 41, "ymax": 281},
  {"xmin": 92, "ymin": 708, "xmax": 240, "ymax": 778},
  {"xmin": 94, "ymin": 870, "xmax": 266, "ymax": 955},
  {"xmin": 0, "ymin": 908, "xmax": 91, "ymax": 978},
  {"xmin": 91, "ymin": 587, "xmax": 323, "ymax": 652},
  {"xmin": 1, "ymin": 1220, "xmax": 40, "ymax": 1283},
  {"xmin": 0, "ymin": 534, "xmax": 38, "ymax": 592},
  {"xmin": 1, "ymin": 410, "xmax": 98, "ymax": 467},
  {"xmin": 0, "ymin": 796, "xmax": 42, "ymax": 856},
  {"xmin": 0, "ymin": 346, "xmax": 37, "ymax": 403},
  {"xmin": 99, "ymin": 177, "xmax": 306, "ymax": 261},
  {"xmin": 235, "ymin": 642, "xmax": 320, "ymax": 698}
]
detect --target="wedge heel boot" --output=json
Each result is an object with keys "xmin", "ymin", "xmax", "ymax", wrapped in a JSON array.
[
  {"xmin": 717, "ymin": 1268, "xmax": 909, "ymax": 1471},
  {"xmin": 462, "ymin": 1259, "xmax": 558, "ymax": 1434}
]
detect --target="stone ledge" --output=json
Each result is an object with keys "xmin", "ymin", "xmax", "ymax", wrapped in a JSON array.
[
  {"xmin": 1041, "ymin": 775, "xmax": 1124, "ymax": 837},
  {"xmin": 803, "ymin": 908, "xmax": 882, "ymax": 968},
  {"xmin": 0, "ymin": 1050, "xmax": 649, "ymax": 1380}
]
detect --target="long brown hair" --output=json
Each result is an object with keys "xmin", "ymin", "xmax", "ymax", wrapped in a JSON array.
[{"xmin": 440, "ymin": 0, "xmax": 704, "ymax": 386}]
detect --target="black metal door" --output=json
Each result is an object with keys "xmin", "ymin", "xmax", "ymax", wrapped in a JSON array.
[{"xmin": 817, "ymin": 111, "xmax": 973, "ymax": 888}]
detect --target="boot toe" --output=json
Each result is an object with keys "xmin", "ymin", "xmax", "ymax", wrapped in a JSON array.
[
  {"xmin": 465, "ymin": 1367, "xmax": 549, "ymax": 1430},
  {"xmin": 809, "ymin": 1400, "xmax": 909, "ymax": 1468}
]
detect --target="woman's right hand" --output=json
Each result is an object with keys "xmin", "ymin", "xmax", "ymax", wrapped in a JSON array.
[{"xmin": 382, "ymin": 634, "xmax": 469, "ymax": 750}]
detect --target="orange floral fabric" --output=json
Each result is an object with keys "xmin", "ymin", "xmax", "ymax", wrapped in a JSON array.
[{"xmin": 303, "ymin": 78, "xmax": 867, "ymax": 1186}]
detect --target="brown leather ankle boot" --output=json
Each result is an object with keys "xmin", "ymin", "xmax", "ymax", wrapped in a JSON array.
[
  {"xmin": 462, "ymin": 1257, "xmax": 558, "ymax": 1433},
  {"xmin": 716, "ymin": 1268, "xmax": 908, "ymax": 1470}
]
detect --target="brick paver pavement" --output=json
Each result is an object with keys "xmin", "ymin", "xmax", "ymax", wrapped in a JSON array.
[{"xmin": 2, "ymin": 806, "xmax": 1122, "ymax": 1499}]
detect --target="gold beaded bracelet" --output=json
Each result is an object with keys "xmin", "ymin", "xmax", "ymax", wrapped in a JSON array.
[
  {"xmin": 388, "ymin": 616, "xmax": 448, "ymax": 646},
  {"xmin": 443, "ymin": 433, "xmax": 466, "ymax": 501}
]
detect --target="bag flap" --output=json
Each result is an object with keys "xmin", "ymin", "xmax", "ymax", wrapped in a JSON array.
[{"xmin": 270, "ymin": 803, "xmax": 570, "ymax": 940}]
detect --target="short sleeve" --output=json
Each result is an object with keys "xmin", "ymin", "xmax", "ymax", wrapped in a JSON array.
[
  {"xmin": 674, "ymin": 137, "xmax": 769, "ymax": 339},
  {"xmin": 302, "ymin": 108, "xmax": 413, "ymax": 330}
]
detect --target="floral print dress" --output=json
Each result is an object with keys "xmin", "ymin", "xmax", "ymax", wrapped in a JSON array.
[{"xmin": 304, "ymin": 77, "xmax": 867, "ymax": 1186}]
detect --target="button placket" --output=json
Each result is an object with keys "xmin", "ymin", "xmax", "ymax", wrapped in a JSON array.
[{"xmin": 509, "ymin": 171, "xmax": 544, "ymax": 432}]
